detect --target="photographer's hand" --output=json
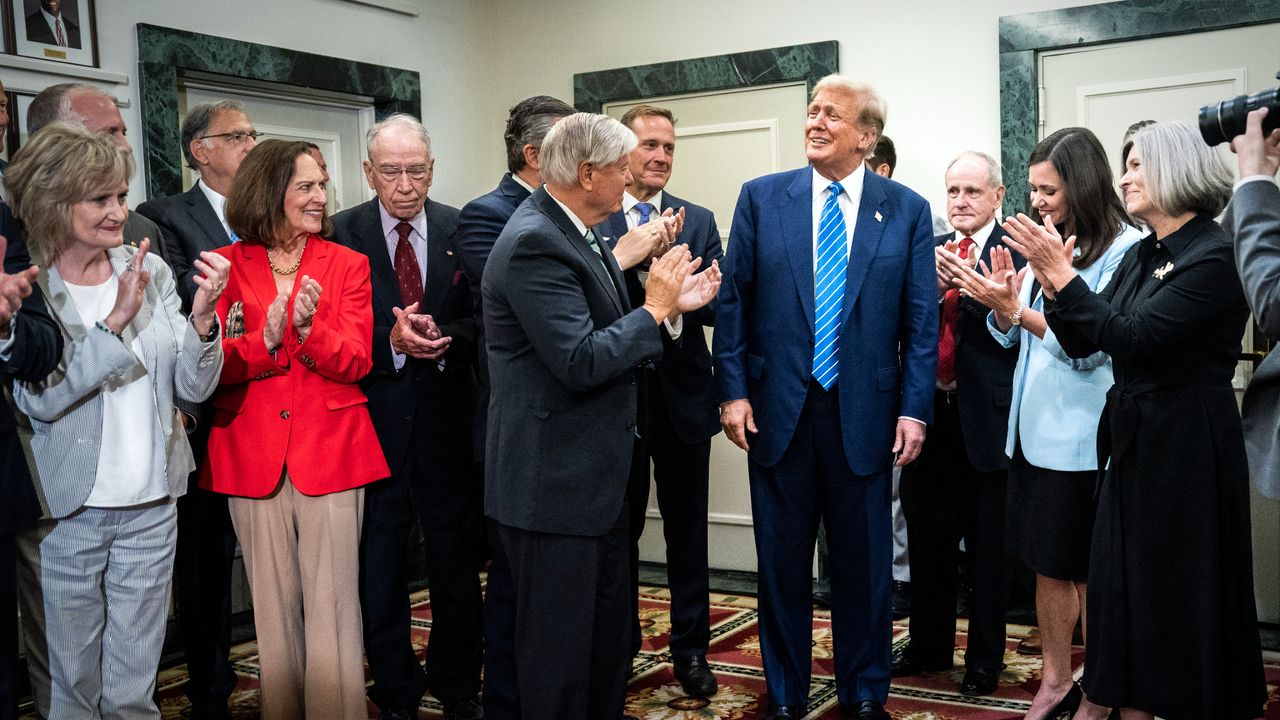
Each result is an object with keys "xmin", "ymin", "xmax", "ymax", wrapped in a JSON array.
[{"xmin": 1230, "ymin": 107, "xmax": 1280, "ymax": 179}]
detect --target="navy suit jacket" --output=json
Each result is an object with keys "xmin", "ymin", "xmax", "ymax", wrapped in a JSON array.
[
  {"xmin": 0, "ymin": 203, "xmax": 63, "ymax": 533},
  {"xmin": 457, "ymin": 173, "xmax": 531, "ymax": 458},
  {"xmin": 137, "ymin": 183, "xmax": 232, "ymax": 311},
  {"xmin": 330, "ymin": 198, "xmax": 475, "ymax": 478},
  {"xmin": 940, "ymin": 225, "xmax": 1023, "ymax": 473},
  {"xmin": 714, "ymin": 166, "xmax": 938, "ymax": 474},
  {"xmin": 596, "ymin": 192, "xmax": 723, "ymax": 442},
  {"xmin": 483, "ymin": 187, "xmax": 663, "ymax": 536}
]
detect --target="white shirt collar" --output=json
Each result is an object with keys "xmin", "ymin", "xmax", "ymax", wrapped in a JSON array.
[
  {"xmin": 623, "ymin": 190, "xmax": 664, "ymax": 216},
  {"xmin": 511, "ymin": 173, "xmax": 537, "ymax": 194},
  {"xmin": 545, "ymin": 187, "xmax": 589, "ymax": 237},
  {"xmin": 959, "ymin": 217, "xmax": 999, "ymax": 257},
  {"xmin": 196, "ymin": 180, "xmax": 234, "ymax": 239},
  {"xmin": 377, "ymin": 201, "xmax": 428, "ymax": 241},
  {"xmin": 811, "ymin": 163, "xmax": 865, "ymax": 206}
]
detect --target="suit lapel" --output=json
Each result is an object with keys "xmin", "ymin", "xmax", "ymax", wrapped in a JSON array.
[
  {"xmin": 358, "ymin": 201, "xmax": 403, "ymax": 317},
  {"xmin": 598, "ymin": 211, "xmax": 629, "ymax": 250},
  {"xmin": 185, "ymin": 184, "xmax": 232, "ymax": 249},
  {"xmin": 841, "ymin": 175, "xmax": 887, "ymax": 325},
  {"xmin": 534, "ymin": 190, "xmax": 625, "ymax": 316},
  {"xmin": 783, "ymin": 171, "xmax": 815, "ymax": 336},
  {"xmin": 420, "ymin": 201, "xmax": 453, "ymax": 315}
]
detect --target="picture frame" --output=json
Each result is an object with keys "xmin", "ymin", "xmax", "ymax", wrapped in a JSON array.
[
  {"xmin": 0, "ymin": 91, "xmax": 35, "ymax": 165},
  {"xmin": 6, "ymin": 0, "xmax": 97, "ymax": 68}
]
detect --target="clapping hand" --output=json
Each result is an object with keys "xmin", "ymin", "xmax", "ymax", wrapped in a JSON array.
[
  {"xmin": 104, "ymin": 238, "xmax": 152, "ymax": 334},
  {"xmin": 292, "ymin": 276, "xmax": 322, "ymax": 342},
  {"xmin": 263, "ymin": 285, "xmax": 290, "ymax": 352},
  {"xmin": 390, "ymin": 301, "xmax": 451, "ymax": 360},
  {"xmin": 0, "ymin": 235, "xmax": 39, "ymax": 338},
  {"xmin": 191, "ymin": 250, "xmax": 231, "ymax": 337},
  {"xmin": 943, "ymin": 245, "xmax": 1026, "ymax": 319},
  {"xmin": 641, "ymin": 244, "xmax": 698, "ymax": 322},
  {"xmin": 1001, "ymin": 214, "xmax": 1075, "ymax": 297},
  {"xmin": 613, "ymin": 210, "xmax": 679, "ymax": 270},
  {"xmin": 675, "ymin": 258, "xmax": 721, "ymax": 314},
  {"xmin": 1230, "ymin": 107, "xmax": 1280, "ymax": 178}
]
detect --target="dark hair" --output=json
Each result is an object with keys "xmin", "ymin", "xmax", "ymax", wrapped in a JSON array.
[
  {"xmin": 226, "ymin": 139, "xmax": 331, "ymax": 247},
  {"xmin": 1027, "ymin": 127, "xmax": 1128, "ymax": 268},
  {"xmin": 1120, "ymin": 119, "xmax": 1156, "ymax": 172},
  {"xmin": 620, "ymin": 104, "xmax": 676, "ymax": 131},
  {"xmin": 504, "ymin": 95, "xmax": 576, "ymax": 174},
  {"xmin": 866, "ymin": 133, "xmax": 896, "ymax": 176}
]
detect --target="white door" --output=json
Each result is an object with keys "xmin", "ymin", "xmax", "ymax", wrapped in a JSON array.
[
  {"xmin": 1040, "ymin": 22, "xmax": 1280, "ymax": 623},
  {"xmin": 181, "ymin": 83, "xmax": 375, "ymax": 215},
  {"xmin": 604, "ymin": 82, "xmax": 809, "ymax": 572}
]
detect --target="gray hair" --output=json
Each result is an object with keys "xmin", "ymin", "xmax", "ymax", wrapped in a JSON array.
[
  {"xmin": 1129, "ymin": 120, "xmax": 1233, "ymax": 218},
  {"xmin": 946, "ymin": 150, "xmax": 1003, "ymax": 188},
  {"xmin": 26, "ymin": 82, "xmax": 105, "ymax": 134},
  {"xmin": 181, "ymin": 100, "xmax": 248, "ymax": 169},
  {"xmin": 365, "ymin": 113, "xmax": 432, "ymax": 161},
  {"xmin": 811, "ymin": 74, "xmax": 887, "ymax": 136},
  {"xmin": 539, "ymin": 113, "xmax": 637, "ymax": 187}
]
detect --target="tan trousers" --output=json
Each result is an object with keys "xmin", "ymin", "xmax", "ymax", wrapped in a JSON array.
[{"xmin": 228, "ymin": 478, "xmax": 367, "ymax": 720}]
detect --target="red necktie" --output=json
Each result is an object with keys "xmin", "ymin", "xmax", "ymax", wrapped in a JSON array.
[
  {"xmin": 936, "ymin": 236, "xmax": 976, "ymax": 386},
  {"xmin": 393, "ymin": 222, "xmax": 423, "ymax": 307},
  {"xmin": 54, "ymin": 18, "xmax": 65, "ymax": 47}
]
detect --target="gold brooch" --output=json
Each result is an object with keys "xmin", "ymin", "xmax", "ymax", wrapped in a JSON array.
[{"xmin": 1152, "ymin": 262, "xmax": 1174, "ymax": 280}]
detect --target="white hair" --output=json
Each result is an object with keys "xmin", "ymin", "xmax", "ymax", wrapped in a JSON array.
[
  {"xmin": 1130, "ymin": 121, "xmax": 1232, "ymax": 218},
  {"xmin": 365, "ymin": 113, "xmax": 432, "ymax": 160},
  {"xmin": 538, "ymin": 113, "xmax": 637, "ymax": 187},
  {"xmin": 946, "ymin": 150, "xmax": 1003, "ymax": 188}
]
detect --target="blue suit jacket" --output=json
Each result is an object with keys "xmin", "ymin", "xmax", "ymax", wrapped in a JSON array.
[{"xmin": 713, "ymin": 166, "xmax": 937, "ymax": 474}]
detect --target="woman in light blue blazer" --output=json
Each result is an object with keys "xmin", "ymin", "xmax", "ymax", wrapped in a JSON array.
[
  {"xmin": 943, "ymin": 127, "xmax": 1139, "ymax": 720},
  {"xmin": 4, "ymin": 123, "xmax": 228, "ymax": 719}
]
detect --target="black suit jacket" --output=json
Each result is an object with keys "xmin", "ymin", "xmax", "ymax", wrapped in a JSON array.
[
  {"xmin": 456, "ymin": 173, "xmax": 532, "ymax": 459},
  {"xmin": 482, "ymin": 187, "xmax": 663, "ymax": 536},
  {"xmin": 137, "ymin": 183, "xmax": 232, "ymax": 311},
  {"xmin": 595, "ymin": 192, "xmax": 723, "ymax": 442},
  {"xmin": 331, "ymin": 198, "xmax": 476, "ymax": 478},
  {"xmin": 942, "ymin": 225, "xmax": 1023, "ymax": 472},
  {"xmin": 0, "ymin": 203, "xmax": 62, "ymax": 533},
  {"xmin": 24, "ymin": 10, "xmax": 80, "ymax": 48}
]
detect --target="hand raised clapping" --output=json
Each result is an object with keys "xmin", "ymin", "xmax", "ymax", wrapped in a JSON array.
[
  {"xmin": 292, "ymin": 275, "xmax": 322, "ymax": 342},
  {"xmin": 0, "ymin": 235, "xmax": 39, "ymax": 338},
  {"xmin": 191, "ymin": 250, "xmax": 231, "ymax": 338},
  {"xmin": 104, "ymin": 238, "xmax": 153, "ymax": 334}
]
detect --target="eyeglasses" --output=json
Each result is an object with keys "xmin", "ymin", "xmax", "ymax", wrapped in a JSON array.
[
  {"xmin": 199, "ymin": 131, "xmax": 263, "ymax": 145},
  {"xmin": 376, "ymin": 165, "xmax": 430, "ymax": 182}
]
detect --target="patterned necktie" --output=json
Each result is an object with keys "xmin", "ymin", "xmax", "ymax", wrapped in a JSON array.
[
  {"xmin": 813, "ymin": 182, "xmax": 848, "ymax": 390},
  {"xmin": 54, "ymin": 17, "xmax": 65, "ymax": 47},
  {"xmin": 936, "ymin": 236, "xmax": 977, "ymax": 386},
  {"xmin": 393, "ymin": 221, "xmax": 423, "ymax": 307},
  {"xmin": 584, "ymin": 229, "xmax": 621, "ymax": 298},
  {"xmin": 635, "ymin": 202, "xmax": 654, "ymax": 224}
]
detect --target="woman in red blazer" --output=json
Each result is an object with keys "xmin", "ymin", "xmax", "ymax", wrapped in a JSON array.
[{"xmin": 200, "ymin": 140, "xmax": 389, "ymax": 720}]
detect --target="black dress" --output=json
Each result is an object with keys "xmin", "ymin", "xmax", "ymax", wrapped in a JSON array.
[{"xmin": 1044, "ymin": 214, "xmax": 1266, "ymax": 719}]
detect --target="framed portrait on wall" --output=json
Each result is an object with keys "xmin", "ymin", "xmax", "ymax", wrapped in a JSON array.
[
  {"xmin": 1, "ymin": 91, "xmax": 37, "ymax": 165},
  {"xmin": 6, "ymin": 0, "xmax": 97, "ymax": 67}
]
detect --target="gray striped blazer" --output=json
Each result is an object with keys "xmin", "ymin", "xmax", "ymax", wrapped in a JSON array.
[{"xmin": 13, "ymin": 245, "xmax": 223, "ymax": 519}]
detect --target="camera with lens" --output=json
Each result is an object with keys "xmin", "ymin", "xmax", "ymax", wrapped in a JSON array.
[{"xmin": 1198, "ymin": 70, "xmax": 1280, "ymax": 146}]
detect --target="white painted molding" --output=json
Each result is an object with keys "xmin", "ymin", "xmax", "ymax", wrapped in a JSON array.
[{"xmin": 337, "ymin": 0, "xmax": 420, "ymax": 17}]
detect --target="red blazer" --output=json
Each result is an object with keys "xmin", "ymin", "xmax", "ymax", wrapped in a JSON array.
[{"xmin": 200, "ymin": 235, "xmax": 389, "ymax": 497}]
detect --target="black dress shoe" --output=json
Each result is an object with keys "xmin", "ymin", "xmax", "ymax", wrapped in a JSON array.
[
  {"xmin": 673, "ymin": 654, "xmax": 718, "ymax": 697},
  {"xmin": 443, "ymin": 696, "xmax": 484, "ymax": 720},
  {"xmin": 762, "ymin": 704, "xmax": 805, "ymax": 719},
  {"xmin": 813, "ymin": 590, "xmax": 832, "ymax": 608},
  {"xmin": 890, "ymin": 581, "xmax": 911, "ymax": 620},
  {"xmin": 841, "ymin": 699, "xmax": 890, "ymax": 720},
  {"xmin": 889, "ymin": 644, "xmax": 951, "ymax": 677},
  {"xmin": 378, "ymin": 707, "xmax": 417, "ymax": 720},
  {"xmin": 960, "ymin": 665, "xmax": 1001, "ymax": 696}
]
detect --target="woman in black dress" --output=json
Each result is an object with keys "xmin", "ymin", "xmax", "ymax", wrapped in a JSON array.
[{"xmin": 1002, "ymin": 120, "xmax": 1266, "ymax": 720}]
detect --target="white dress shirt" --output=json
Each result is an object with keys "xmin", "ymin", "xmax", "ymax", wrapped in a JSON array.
[
  {"xmin": 379, "ymin": 203, "xmax": 429, "ymax": 371},
  {"xmin": 196, "ymin": 180, "xmax": 236, "ymax": 242},
  {"xmin": 620, "ymin": 190, "xmax": 682, "ymax": 338}
]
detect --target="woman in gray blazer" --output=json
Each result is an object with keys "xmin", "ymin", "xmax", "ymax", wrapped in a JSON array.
[{"xmin": 4, "ymin": 123, "xmax": 227, "ymax": 719}]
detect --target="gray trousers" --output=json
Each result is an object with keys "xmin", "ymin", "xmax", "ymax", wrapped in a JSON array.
[{"xmin": 17, "ymin": 499, "xmax": 177, "ymax": 720}]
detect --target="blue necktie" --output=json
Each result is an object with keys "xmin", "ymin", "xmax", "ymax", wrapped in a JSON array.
[
  {"xmin": 635, "ymin": 202, "xmax": 654, "ymax": 224},
  {"xmin": 813, "ymin": 182, "xmax": 847, "ymax": 390},
  {"xmin": 228, "ymin": 228, "xmax": 239, "ymax": 243}
]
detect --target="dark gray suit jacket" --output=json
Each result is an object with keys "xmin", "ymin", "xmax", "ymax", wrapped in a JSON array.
[
  {"xmin": 137, "ymin": 183, "xmax": 232, "ymax": 311},
  {"xmin": 1231, "ymin": 178, "xmax": 1280, "ymax": 499},
  {"xmin": 481, "ymin": 187, "xmax": 663, "ymax": 536}
]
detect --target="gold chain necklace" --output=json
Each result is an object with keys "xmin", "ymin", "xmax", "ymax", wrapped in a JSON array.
[{"xmin": 268, "ymin": 240, "xmax": 306, "ymax": 275}]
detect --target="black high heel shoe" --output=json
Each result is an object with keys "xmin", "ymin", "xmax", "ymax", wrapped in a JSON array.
[{"xmin": 1046, "ymin": 682, "xmax": 1084, "ymax": 720}]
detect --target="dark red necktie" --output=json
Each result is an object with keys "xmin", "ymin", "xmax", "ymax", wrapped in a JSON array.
[
  {"xmin": 936, "ymin": 236, "xmax": 976, "ymax": 386},
  {"xmin": 393, "ymin": 221, "xmax": 423, "ymax": 307},
  {"xmin": 54, "ymin": 18, "xmax": 65, "ymax": 47}
]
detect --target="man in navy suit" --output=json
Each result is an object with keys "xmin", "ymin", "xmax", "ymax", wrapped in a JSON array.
[
  {"xmin": 892, "ymin": 151, "xmax": 1019, "ymax": 697},
  {"xmin": 332, "ymin": 114, "xmax": 482, "ymax": 720},
  {"xmin": 595, "ymin": 103, "xmax": 722, "ymax": 699},
  {"xmin": 135, "ymin": 99, "xmax": 259, "ymax": 720},
  {"xmin": 713, "ymin": 75, "xmax": 937, "ymax": 720},
  {"xmin": 456, "ymin": 95, "xmax": 574, "ymax": 720}
]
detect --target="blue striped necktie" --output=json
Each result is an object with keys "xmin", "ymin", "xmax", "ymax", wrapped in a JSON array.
[{"xmin": 813, "ymin": 181, "xmax": 847, "ymax": 389}]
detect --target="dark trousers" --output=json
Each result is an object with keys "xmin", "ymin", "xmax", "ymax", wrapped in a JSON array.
[
  {"xmin": 899, "ymin": 390, "xmax": 1008, "ymax": 671},
  {"xmin": 0, "ymin": 533, "xmax": 17, "ymax": 720},
  {"xmin": 750, "ymin": 383, "xmax": 893, "ymax": 707},
  {"xmin": 491, "ymin": 507, "xmax": 631, "ymax": 720},
  {"xmin": 359, "ymin": 445, "xmax": 484, "ymax": 710},
  {"xmin": 481, "ymin": 517, "xmax": 520, "ymax": 720},
  {"xmin": 627, "ymin": 385, "xmax": 711, "ymax": 660},
  {"xmin": 174, "ymin": 485, "xmax": 238, "ymax": 706}
]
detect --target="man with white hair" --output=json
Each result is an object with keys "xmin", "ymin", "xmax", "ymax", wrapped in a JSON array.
[
  {"xmin": 482, "ymin": 112, "xmax": 719, "ymax": 720},
  {"xmin": 331, "ymin": 113, "xmax": 482, "ymax": 720},
  {"xmin": 714, "ymin": 75, "xmax": 937, "ymax": 719}
]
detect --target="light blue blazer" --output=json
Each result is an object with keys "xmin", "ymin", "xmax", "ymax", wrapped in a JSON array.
[{"xmin": 988, "ymin": 225, "xmax": 1143, "ymax": 471}]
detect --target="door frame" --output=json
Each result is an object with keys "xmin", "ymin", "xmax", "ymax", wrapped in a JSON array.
[
  {"xmin": 136, "ymin": 24, "xmax": 420, "ymax": 201},
  {"xmin": 998, "ymin": 0, "xmax": 1280, "ymax": 214}
]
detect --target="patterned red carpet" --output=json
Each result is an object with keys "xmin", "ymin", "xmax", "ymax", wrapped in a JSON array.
[{"xmin": 148, "ymin": 586, "xmax": 1280, "ymax": 719}]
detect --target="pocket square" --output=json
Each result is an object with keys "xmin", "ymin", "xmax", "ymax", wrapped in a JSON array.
[{"xmin": 452, "ymin": 269, "xmax": 465, "ymax": 286}]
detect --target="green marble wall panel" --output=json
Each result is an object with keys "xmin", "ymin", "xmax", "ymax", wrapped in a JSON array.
[
  {"xmin": 998, "ymin": 0, "xmax": 1280, "ymax": 211},
  {"xmin": 136, "ymin": 24, "xmax": 420, "ymax": 199},
  {"xmin": 574, "ymin": 41, "xmax": 838, "ymax": 113}
]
